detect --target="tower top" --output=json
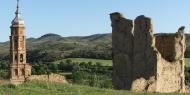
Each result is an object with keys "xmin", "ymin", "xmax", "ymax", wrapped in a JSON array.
[
  {"xmin": 11, "ymin": 0, "xmax": 25, "ymax": 26},
  {"xmin": 16, "ymin": 0, "xmax": 20, "ymax": 14}
]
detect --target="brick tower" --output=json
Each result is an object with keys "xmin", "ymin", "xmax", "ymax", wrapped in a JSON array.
[{"xmin": 10, "ymin": 0, "xmax": 31, "ymax": 84}]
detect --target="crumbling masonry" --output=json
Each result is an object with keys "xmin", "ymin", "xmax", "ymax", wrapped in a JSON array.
[{"xmin": 111, "ymin": 12, "xmax": 186, "ymax": 93}]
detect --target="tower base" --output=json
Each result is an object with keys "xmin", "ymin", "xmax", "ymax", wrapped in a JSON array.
[{"xmin": 10, "ymin": 63, "xmax": 31, "ymax": 85}]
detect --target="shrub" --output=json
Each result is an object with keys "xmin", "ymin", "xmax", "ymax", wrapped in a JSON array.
[
  {"xmin": 2, "ymin": 84, "xmax": 16, "ymax": 89},
  {"xmin": 0, "ymin": 70, "xmax": 9, "ymax": 79}
]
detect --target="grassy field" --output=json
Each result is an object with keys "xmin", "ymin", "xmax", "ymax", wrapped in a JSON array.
[
  {"xmin": 0, "ymin": 81, "xmax": 188, "ymax": 95},
  {"xmin": 55, "ymin": 58, "xmax": 190, "ymax": 67}
]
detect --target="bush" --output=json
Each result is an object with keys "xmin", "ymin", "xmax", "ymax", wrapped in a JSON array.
[
  {"xmin": 58, "ymin": 60, "xmax": 73, "ymax": 72},
  {"xmin": 0, "ymin": 61, "xmax": 9, "ymax": 70},
  {"xmin": 185, "ymin": 67, "xmax": 190, "ymax": 85},
  {"xmin": 72, "ymin": 71, "xmax": 89, "ymax": 84},
  {"xmin": 72, "ymin": 62, "xmax": 113, "ymax": 88},
  {"xmin": 0, "ymin": 70, "xmax": 9, "ymax": 79}
]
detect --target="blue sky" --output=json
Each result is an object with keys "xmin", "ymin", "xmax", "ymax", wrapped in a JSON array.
[{"xmin": 0, "ymin": 0, "xmax": 190, "ymax": 42}]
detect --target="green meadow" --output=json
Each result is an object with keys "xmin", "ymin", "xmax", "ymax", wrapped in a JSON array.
[{"xmin": 56, "ymin": 58, "xmax": 190, "ymax": 67}]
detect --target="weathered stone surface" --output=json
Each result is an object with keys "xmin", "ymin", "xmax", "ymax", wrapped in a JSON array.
[
  {"xmin": 155, "ymin": 28, "xmax": 186, "ymax": 92},
  {"xmin": 131, "ymin": 78, "xmax": 147, "ymax": 91},
  {"xmin": 147, "ymin": 76, "xmax": 156, "ymax": 92},
  {"xmin": 111, "ymin": 12, "xmax": 186, "ymax": 93},
  {"xmin": 133, "ymin": 15, "xmax": 157, "ymax": 81},
  {"xmin": 111, "ymin": 12, "xmax": 133, "ymax": 90}
]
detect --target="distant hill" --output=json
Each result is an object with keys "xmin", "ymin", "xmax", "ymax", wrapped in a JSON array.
[
  {"xmin": 29, "ymin": 33, "xmax": 111, "ymax": 43},
  {"xmin": 35, "ymin": 33, "xmax": 63, "ymax": 43},
  {"xmin": 0, "ymin": 33, "xmax": 189, "ymax": 60},
  {"xmin": 0, "ymin": 33, "xmax": 112, "ymax": 58}
]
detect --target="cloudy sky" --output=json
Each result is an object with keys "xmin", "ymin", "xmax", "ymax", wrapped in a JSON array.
[{"xmin": 0, "ymin": 0, "xmax": 189, "ymax": 42}]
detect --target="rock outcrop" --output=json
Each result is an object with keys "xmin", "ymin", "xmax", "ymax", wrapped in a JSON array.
[{"xmin": 110, "ymin": 12, "xmax": 186, "ymax": 93}]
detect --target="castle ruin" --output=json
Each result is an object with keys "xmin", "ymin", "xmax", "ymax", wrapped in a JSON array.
[{"xmin": 111, "ymin": 12, "xmax": 185, "ymax": 93}]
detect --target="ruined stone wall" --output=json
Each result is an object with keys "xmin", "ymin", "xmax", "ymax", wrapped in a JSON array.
[
  {"xmin": 110, "ymin": 12, "xmax": 185, "ymax": 93},
  {"xmin": 30, "ymin": 74, "xmax": 68, "ymax": 84},
  {"xmin": 155, "ymin": 32, "xmax": 186, "ymax": 92}
]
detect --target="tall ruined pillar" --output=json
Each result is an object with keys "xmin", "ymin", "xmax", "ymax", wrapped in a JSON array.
[
  {"xmin": 133, "ymin": 15, "xmax": 157, "ymax": 80},
  {"xmin": 131, "ymin": 15, "xmax": 158, "ymax": 92},
  {"xmin": 110, "ymin": 12, "xmax": 134, "ymax": 90}
]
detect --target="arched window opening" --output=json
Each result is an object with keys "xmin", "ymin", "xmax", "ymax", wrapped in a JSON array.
[
  {"xmin": 15, "ymin": 69, "xmax": 18, "ymax": 76},
  {"xmin": 20, "ymin": 54, "xmax": 23, "ymax": 62},
  {"xmin": 22, "ymin": 69, "xmax": 25, "ymax": 75},
  {"xmin": 14, "ymin": 38, "xmax": 18, "ymax": 49},
  {"xmin": 15, "ymin": 54, "xmax": 18, "ymax": 63}
]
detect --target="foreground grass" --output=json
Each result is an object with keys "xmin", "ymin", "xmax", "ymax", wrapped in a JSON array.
[{"xmin": 0, "ymin": 81, "xmax": 188, "ymax": 95}]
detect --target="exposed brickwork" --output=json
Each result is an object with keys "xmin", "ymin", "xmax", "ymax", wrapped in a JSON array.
[{"xmin": 9, "ymin": 1, "xmax": 31, "ymax": 85}]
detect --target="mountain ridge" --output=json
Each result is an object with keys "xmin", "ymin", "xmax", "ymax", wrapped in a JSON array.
[
  {"xmin": 0, "ymin": 33, "xmax": 189, "ymax": 58},
  {"xmin": 0, "ymin": 33, "xmax": 189, "ymax": 43}
]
